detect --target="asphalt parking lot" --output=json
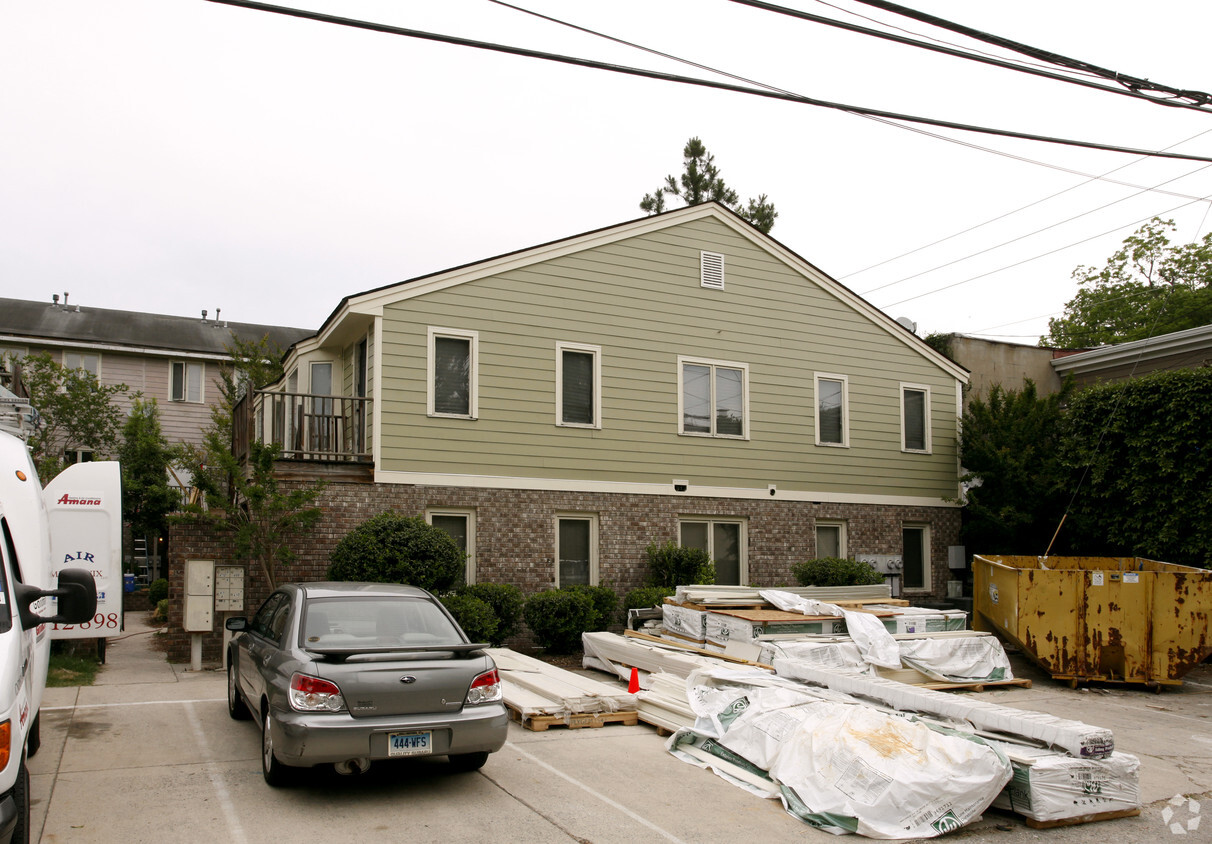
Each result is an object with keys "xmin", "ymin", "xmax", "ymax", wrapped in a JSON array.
[{"xmin": 32, "ymin": 614, "xmax": 1212, "ymax": 843}]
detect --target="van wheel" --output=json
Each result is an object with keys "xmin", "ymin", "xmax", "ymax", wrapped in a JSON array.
[
  {"xmin": 11, "ymin": 761, "xmax": 29, "ymax": 844},
  {"xmin": 26, "ymin": 715, "xmax": 40, "ymax": 759}
]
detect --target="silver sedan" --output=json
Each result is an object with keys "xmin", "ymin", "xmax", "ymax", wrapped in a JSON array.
[{"xmin": 226, "ymin": 582, "xmax": 509, "ymax": 785}]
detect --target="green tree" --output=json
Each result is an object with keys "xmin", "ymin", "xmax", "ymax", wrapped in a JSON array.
[
  {"xmin": 959, "ymin": 380, "xmax": 1074, "ymax": 556},
  {"xmin": 119, "ymin": 398, "xmax": 180, "ymax": 545},
  {"xmin": 640, "ymin": 137, "xmax": 778, "ymax": 233},
  {"xmin": 1059, "ymin": 368, "xmax": 1212, "ymax": 566},
  {"xmin": 20, "ymin": 351, "xmax": 128, "ymax": 479},
  {"xmin": 1044, "ymin": 218, "xmax": 1212, "ymax": 347}
]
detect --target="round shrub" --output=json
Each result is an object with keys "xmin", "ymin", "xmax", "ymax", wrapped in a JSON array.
[
  {"xmin": 456, "ymin": 583, "xmax": 524, "ymax": 645},
  {"xmin": 440, "ymin": 593, "xmax": 498, "ymax": 645},
  {"xmin": 153, "ymin": 599, "xmax": 169, "ymax": 623},
  {"xmin": 645, "ymin": 541, "xmax": 714, "ymax": 588},
  {"xmin": 561, "ymin": 584, "xmax": 618, "ymax": 631},
  {"xmin": 523, "ymin": 589, "xmax": 596, "ymax": 653},
  {"xmin": 327, "ymin": 512, "xmax": 464, "ymax": 592},
  {"xmin": 624, "ymin": 585, "xmax": 674, "ymax": 612},
  {"xmin": 147, "ymin": 578, "xmax": 169, "ymax": 605},
  {"xmin": 791, "ymin": 557, "xmax": 884, "ymax": 587}
]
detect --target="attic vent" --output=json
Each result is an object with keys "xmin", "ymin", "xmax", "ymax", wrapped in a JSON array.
[{"xmin": 700, "ymin": 251, "xmax": 725, "ymax": 290}]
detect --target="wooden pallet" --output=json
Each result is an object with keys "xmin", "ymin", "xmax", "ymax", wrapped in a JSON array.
[
  {"xmin": 508, "ymin": 706, "xmax": 639, "ymax": 732},
  {"xmin": 917, "ymin": 677, "xmax": 1033, "ymax": 692},
  {"xmin": 1022, "ymin": 807, "xmax": 1140, "ymax": 829}
]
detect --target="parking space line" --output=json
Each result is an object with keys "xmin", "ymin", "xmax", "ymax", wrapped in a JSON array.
[
  {"xmin": 504, "ymin": 741, "xmax": 689, "ymax": 844},
  {"xmin": 42, "ymin": 698, "xmax": 225, "ymax": 711},
  {"xmin": 183, "ymin": 701, "xmax": 248, "ymax": 844}
]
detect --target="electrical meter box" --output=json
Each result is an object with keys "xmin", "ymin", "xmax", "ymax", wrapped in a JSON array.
[{"xmin": 183, "ymin": 559, "xmax": 215, "ymax": 632}]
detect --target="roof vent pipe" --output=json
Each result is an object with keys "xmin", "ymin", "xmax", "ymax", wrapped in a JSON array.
[
  {"xmin": 52, "ymin": 294, "xmax": 59, "ymax": 306},
  {"xmin": 63, "ymin": 292, "xmax": 69, "ymax": 306},
  {"xmin": 201, "ymin": 309, "xmax": 208, "ymax": 322}
]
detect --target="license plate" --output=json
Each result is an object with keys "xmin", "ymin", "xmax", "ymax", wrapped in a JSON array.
[{"xmin": 388, "ymin": 731, "xmax": 432, "ymax": 757}]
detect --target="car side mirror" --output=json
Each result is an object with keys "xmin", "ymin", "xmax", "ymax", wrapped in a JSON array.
[
  {"xmin": 225, "ymin": 617, "xmax": 248, "ymax": 632},
  {"xmin": 13, "ymin": 567, "xmax": 98, "ymax": 630}
]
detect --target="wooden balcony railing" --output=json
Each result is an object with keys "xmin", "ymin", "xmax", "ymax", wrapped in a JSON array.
[{"xmin": 234, "ymin": 389, "xmax": 373, "ymax": 464}]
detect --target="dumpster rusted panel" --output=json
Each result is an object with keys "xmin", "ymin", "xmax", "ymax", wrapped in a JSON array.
[{"xmin": 973, "ymin": 555, "xmax": 1212, "ymax": 686}]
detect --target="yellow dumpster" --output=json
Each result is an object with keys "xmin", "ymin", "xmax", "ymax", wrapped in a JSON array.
[{"xmin": 973, "ymin": 555, "xmax": 1212, "ymax": 688}]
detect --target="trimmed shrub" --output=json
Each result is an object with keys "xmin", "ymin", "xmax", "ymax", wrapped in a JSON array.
[
  {"xmin": 327, "ymin": 512, "xmax": 464, "ymax": 592},
  {"xmin": 440, "ymin": 593, "xmax": 498, "ymax": 645},
  {"xmin": 645, "ymin": 541, "xmax": 714, "ymax": 588},
  {"xmin": 624, "ymin": 585, "xmax": 674, "ymax": 612},
  {"xmin": 147, "ymin": 578, "xmax": 168, "ymax": 605},
  {"xmin": 523, "ymin": 589, "xmax": 596, "ymax": 653},
  {"xmin": 561, "ymin": 584, "xmax": 618, "ymax": 631},
  {"xmin": 791, "ymin": 557, "xmax": 884, "ymax": 587},
  {"xmin": 456, "ymin": 583, "xmax": 524, "ymax": 646},
  {"xmin": 153, "ymin": 599, "xmax": 169, "ymax": 622}
]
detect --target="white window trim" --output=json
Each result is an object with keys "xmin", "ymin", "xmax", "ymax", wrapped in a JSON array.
[
  {"xmin": 677, "ymin": 356, "xmax": 750, "ymax": 439},
  {"xmin": 170, "ymin": 360, "xmax": 206, "ymax": 403},
  {"xmin": 309, "ymin": 360, "xmax": 334, "ymax": 395},
  {"xmin": 427, "ymin": 327, "xmax": 479, "ymax": 419},
  {"xmin": 679, "ymin": 517, "xmax": 748, "ymax": 584},
  {"xmin": 899, "ymin": 382, "xmax": 932, "ymax": 454},
  {"xmin": 63, "ymin": 350, "xmax": 101, "ymax": 378},
  {"xmin": 902, "ymin": 523, "xmax": 932, "ymax": 593},
  {"xmin": 555, "ymin": 341, "xmax": 602, "ymax": 429},
  {"xmin": 426, "ymin": 508, "xmax": 477, "ymax": 585},
  {"xmin": 554, "ymin": 513, "xmax": 599, "ymax": 587},
  {"xmin": 813, "ymin": 372, "xmax": 850, "ymax": 448},
  {"xmin": 815, "ymin": 520, "xmax": 848, "ymax": 558}
]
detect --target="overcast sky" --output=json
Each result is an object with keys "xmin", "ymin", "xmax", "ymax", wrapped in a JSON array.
[{"xmin": 4, "ymin": 1, "xmax": 1212, "ymax": 344}]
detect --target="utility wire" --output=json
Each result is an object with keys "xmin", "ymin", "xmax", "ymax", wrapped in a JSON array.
[
  {"xmin": 849, "ymin": 0, "xmax": 1212, "ymax": 109},
  {"xmin": 727, "ymin": 0, "xmax": 1212, "ymax": 113},
  {"xmin": 202, "ymin": 0, "xmax": 1212, "ymax": 163},
  {"xmin": 860, "ymin": 161, "xmax": 1212, "ymax": 296},
  {"xmin": 841, "ymin": 129, "xmax": 1212, "ymax": 280},
  {"xmin": 878, "ymin": 192, "xmax": 1212, "ymax": 308}
]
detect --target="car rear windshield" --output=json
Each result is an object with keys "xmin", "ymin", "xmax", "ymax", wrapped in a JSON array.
[{"xmin": 300, "ymin": 597, "xmax": 464, "ymax": 649}]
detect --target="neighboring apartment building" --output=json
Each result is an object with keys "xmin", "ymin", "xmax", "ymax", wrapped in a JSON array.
[
  {"xmin": 0, "ymin": 295, "xmax": 312, "ymax": 459},
  {"xmin": 224, "ymin": 203, "xmax": 970, "ymax": 604}
]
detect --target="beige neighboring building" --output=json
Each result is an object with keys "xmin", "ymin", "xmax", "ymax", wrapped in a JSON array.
[
  {"xmin": 942, "ymin": 335, "xmax": 1072, "ymax": 407},
  {"xmin": 221, "ymin": 202, "xmax": 971, "ymax": 606},
  {"xmin": 0, "ymin": 295, "xmax": 311, "ymax": 458}
]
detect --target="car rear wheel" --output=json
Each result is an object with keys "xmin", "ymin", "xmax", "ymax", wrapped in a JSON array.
[
  {"xmin": 11, "ymin": 760, "xmax": 29, "ymax": 844},
  {"xmin": 448, "ymin": 751, "xmax": 489, "ymax": 772},
  {"xmin": 227, "ymin": 661, "xmax": 250, "ymax": 721},
  {"xmin": 262, "ymin": 709, "xmax": 289, "ymax": 786}
]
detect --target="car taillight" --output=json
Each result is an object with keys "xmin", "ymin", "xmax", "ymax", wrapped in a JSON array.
[
  {"xmin": 0, "ymin": 720, "xmax": 9, "ymax": 770},
  {"xmin": 466, "ymin": 668, "xmax": 502, "ymax": 705},
  {"xmin": 289, "ymin": 673, "xmax": 346, "ymax": 712}
]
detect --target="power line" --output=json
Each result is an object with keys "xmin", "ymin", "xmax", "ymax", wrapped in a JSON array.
[
  {"xmin": 841, "ymin": 129, "xmax": 1212, "ymax": 280},
  {"xmin": 848, "ymin": 0, "xmax": 1212, "ymax": 109},
  {"xmin": 202, "ymin": 0, "xmax": 1212, "ymax": 163},
  {"xmin": 727, "ymin": 0, "xmax": 1212, "ymax": 113},
  {"xmin": 860, "ymin": 161, "xmax": 1212, "ymax": 296}
]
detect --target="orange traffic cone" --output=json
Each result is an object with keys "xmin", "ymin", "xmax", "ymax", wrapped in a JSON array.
[{"xmin": 628, "ymin": 666, "xmax": 641, "ymax": 694}]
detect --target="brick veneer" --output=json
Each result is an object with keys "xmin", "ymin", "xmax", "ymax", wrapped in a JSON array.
[{"xmin": 166, "ymin": 480, "xmax": 961, "ymax": 664}]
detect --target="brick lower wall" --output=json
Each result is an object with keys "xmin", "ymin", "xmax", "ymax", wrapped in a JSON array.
[{"xmin": 166, "ymin": 481, "xmax": 961, "ymax": 663}]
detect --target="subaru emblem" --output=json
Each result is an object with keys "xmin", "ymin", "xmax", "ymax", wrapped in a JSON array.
[{"xmin": 399, "ymin": 675, "xmax": 417, "ymax": 684}]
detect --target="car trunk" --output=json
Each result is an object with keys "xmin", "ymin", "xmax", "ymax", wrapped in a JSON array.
[{"xmin": 315, "ymin": 653, "xmax": 489, "ymax": 718}]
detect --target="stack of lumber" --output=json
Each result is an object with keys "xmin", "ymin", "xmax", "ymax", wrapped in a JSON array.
[
  {"xmin": 673, "ymin": 583, "xmax": 893, "ymax": 607},
  {"xmin": 486, "ymin": 647, "xmax": 638, "ymax": 730}
]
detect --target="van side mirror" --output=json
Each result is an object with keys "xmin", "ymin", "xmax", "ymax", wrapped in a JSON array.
[{"xmin": 13, "ymin": 567, "xmax": 98, "ymax": 629}]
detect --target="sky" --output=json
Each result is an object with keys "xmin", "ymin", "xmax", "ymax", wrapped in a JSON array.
[{"xmin": 4, "ymin": 0, "xmax": 1212, "ymax": 344}]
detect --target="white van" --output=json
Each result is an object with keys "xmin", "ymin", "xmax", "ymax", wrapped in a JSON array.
[{"xmin": 0, "ymin": 431, "xmax": 100, "ymax": 843}]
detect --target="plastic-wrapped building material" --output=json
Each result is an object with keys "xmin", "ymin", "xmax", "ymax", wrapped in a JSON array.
[
  {"xmin": 897, "ymin": 636, "xmax": 1013, "ymax": 683},
  {"xmin": 671, "ymin": 667, "xmax": 1012, "ymax": 839},
  {"xmin": 774, "ymin": 662, "xmax": 1114, "ymax": 759},
  {"xmin": 662, "ymin": 603, "xmax": 708, "ymax": 642},
  {"xmin": 869, "ymin": 605, "xmax": 968, "ymax": 634},
  {"xmin": 706, "ymin": 610, "xmax": 845, "ymax": 649},
  {"xmin": 990, "ymin": 746, "xmax": 1140, "ymax": 822}
]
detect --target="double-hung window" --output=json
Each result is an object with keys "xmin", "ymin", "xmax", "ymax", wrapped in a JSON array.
[
  {"xmin": 678, "ymin": 357, "xmax": 748, "ymax": 438},
  {"xmin": 428, "ymin": 509, "xmax": 476, "ymax": 586},
  {"xmin": 815, "ymin": 520, "xmax": 847, "ymax": 558},
  {"xmin": 814, "ymin": 373, "xmax": 849, "ymax": 447},
  {"xmin": 428, "ymin": 328, "xmax": 478, "ymax": 419},
  {"xmin": 900, "ymin": 384, "xmax": 931, "ymax": 453},
  {"xmin": 556, "ymin": 342, "xmax": 601, "ymax": 428},
  {"xmin": 170, "ymin": 361, "xmax": 205, "ymax": 403},
  {"xmin": 556, "ymin": 514, "xmax": 598, "ymax": 587},
  {"xmin": 63, "ymin": 351, "xmax": 99, "ymax": 376}
]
